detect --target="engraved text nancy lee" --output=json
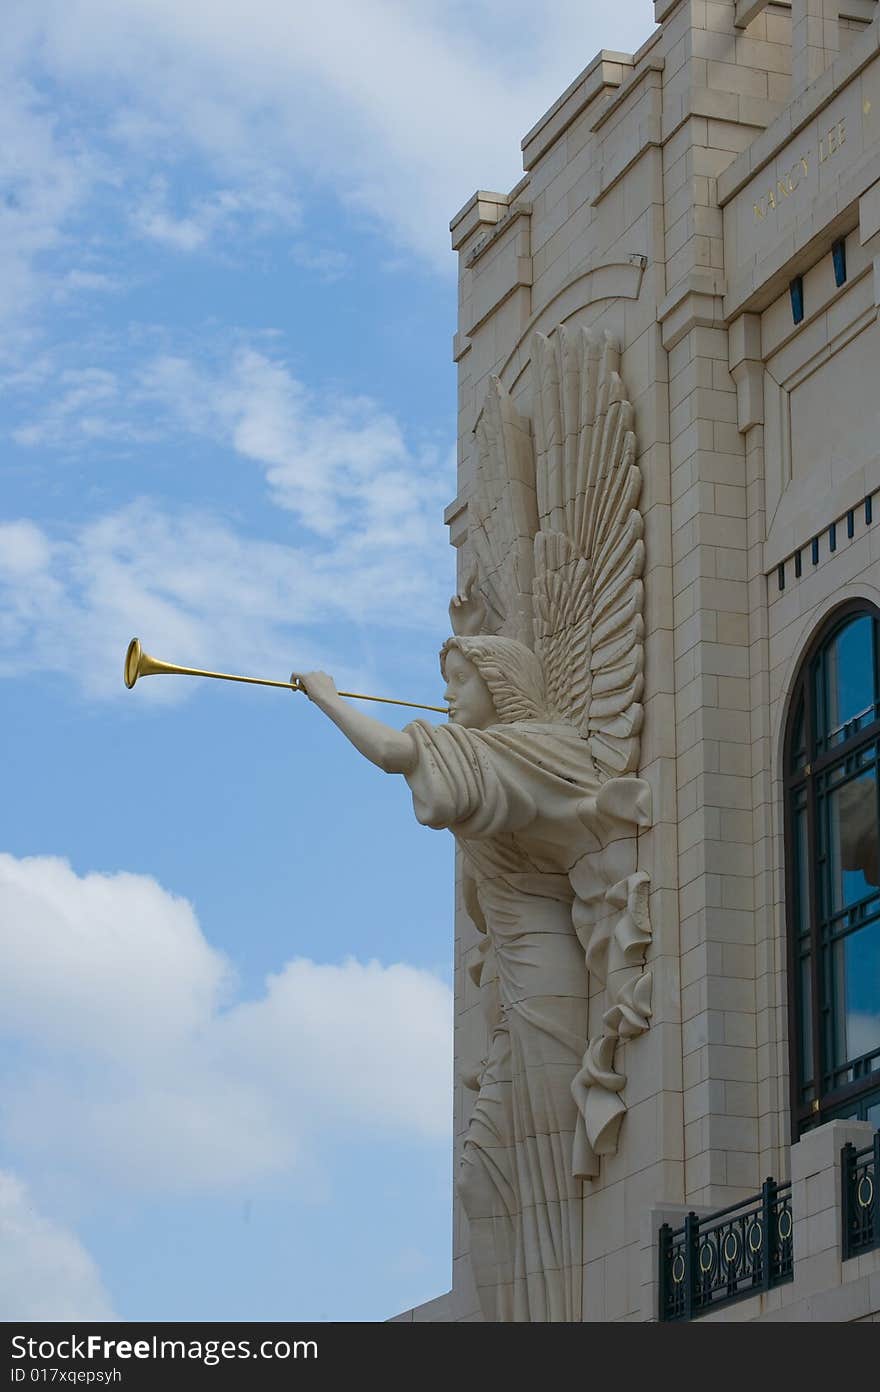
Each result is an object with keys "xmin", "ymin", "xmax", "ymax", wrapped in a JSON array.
[{"xmin": 753, "ymin": 117, "xmax": 848, "ymax": 222}]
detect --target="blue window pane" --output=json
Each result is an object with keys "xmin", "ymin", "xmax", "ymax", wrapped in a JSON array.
[
  {"xmin": 817, "ymin": 615, "xmax": 876, "ymax": 750},
  {"xmin": 825, "ymin": 768, "xmax": 879, "ymax": 916},
  {"xmin": 832, "ymin": 918, "xmax": 880, "ymax": 1070}
]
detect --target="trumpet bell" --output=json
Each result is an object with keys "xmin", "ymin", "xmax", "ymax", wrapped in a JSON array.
[
  {"xmin": 125, "ymin": 637, "xmax": 181, "ymax": 687},
  {"xmin": 124, "ymin": 637, "xmax": 143, "ymax": 688}
]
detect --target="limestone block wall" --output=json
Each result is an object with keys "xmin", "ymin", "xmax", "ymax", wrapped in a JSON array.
[
  {"xmin": 448, "ymin": 38, "xmax": 678, "ymax": 1321},
  {"xmin": 718, "ymin": 16, "xmax": 880, "ymax": 1197}
]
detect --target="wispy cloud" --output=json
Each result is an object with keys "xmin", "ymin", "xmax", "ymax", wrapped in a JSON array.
[
  {"xmin": 0, "ymin": 66, "xmax": 103, "ymax": 333},
  {"xmin": 11, "ymin": 367, "xmax": 124, "ymax": 447},
  {"xmin": 10, "ymin": 337, "xmax": 452, "ymax": 543},
  {"xmin": 290, "ymin": 243, "xmax": 351, "ymax": 282},
  {"xmin": 137, "ymin": 346, "xmax": 449, "ymax": 544},
  {"xmin": 0, "ymin": 852, "xmax": 453, "ymax": 1194},
  {"xmin": 58, "ymin": 268, "xmax": 122, "ymax": 295},
  {"xmin": 131, "ymin": 175, "xmax": 301, "ymax": 252},
  {"xmin": 0, "ymin": 492, "xmax": 451, "ymax": 700},
  {"xmin": 5, "ymin": 0, "xmax": 653, "ymax": 298},
  {"xmin": 0, "ymin": 1169, "xmax": 116, "ymax": 1320},
  {"xmin": 3, "ymin": 332, "xmax": 455, "ymax": 699}
]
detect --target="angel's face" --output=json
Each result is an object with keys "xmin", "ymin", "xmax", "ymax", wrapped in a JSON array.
[{"xmin": 443, "ymin": 648, "xmax": 497, "ymax": 729}]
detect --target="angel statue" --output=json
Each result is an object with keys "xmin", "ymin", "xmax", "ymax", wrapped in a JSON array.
[{"xmin": 294, "ymin": 326, "xmax": 653, "ymax": 1323}]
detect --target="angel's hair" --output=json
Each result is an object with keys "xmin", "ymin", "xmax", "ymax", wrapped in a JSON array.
[{"xmin": 440, "ymin": 635, "xmax": 550, "ymax": 723}]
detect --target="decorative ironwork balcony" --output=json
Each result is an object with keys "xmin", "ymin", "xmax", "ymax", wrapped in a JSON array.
[
  {"xmin": 658, "ymin": 1179, "xmax": 794, "ymax": 1321},
  {"xmin": 842, "ymin": 1133, "xmax": 880, "ymax": 1261}
]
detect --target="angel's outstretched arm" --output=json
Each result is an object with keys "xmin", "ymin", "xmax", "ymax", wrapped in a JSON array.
[{"xmin": 292, "ymin": 671, "xmax": 418, "ymax": 775}]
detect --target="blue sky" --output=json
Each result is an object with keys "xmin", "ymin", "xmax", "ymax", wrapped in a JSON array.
[{"xmin": 0, "ymin": 0, "xmax": 652, "ymax": 1322}]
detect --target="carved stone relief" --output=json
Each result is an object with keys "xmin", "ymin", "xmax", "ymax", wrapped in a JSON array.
[
  {"xmin": 295, "ymin": 323, "xmax": 653, "ymax": 1321},
  {"xmin": 443, "ymin": 324, "xmax": 654, "ymax": 1319}
]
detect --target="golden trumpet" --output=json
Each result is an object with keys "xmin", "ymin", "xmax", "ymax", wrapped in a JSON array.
[{"xmin": 123, "ymin": 638, "xmax": 448, "ymax": 714}]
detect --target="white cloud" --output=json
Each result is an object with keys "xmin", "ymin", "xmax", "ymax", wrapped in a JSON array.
[
  {"xmin": 0, "ymin": 852, "xmax": 453, "ymax": 1194},
  {"xmin": 2, "ymin": 337, "xmax": 454, "ymax": 699},
  {"xmin": 11, "ymin": 367, "xmax": 122, "ymax": 447},
  {"xmin": 11, "ymin": 0, "xmax": 653, "ymax": 274},
  {"xmin": 290, "ymin": 243, "xmax": 351, "ymax": 282},
  {"xmin": 0, "ymin": 519, "xmax": 52, "ymax": 576},
  {"xmin": 0, "ymin": 67, "xmax": 101, "ymax": 333},
  {"xmin": 0, "ymin": 1170, "xmax": 116, "ymax": 1319},
  {"xmin": 59, "ymin": 268, "xmax": 122, "ymax": 294},
  {"xmin": 0, "ymin": 490, "xmax": 451, "ymax": 701},
  {"xmin": 10, "ymin": 339, "xmax": 452, "ymax": 549},
  {"xmin": 138, "ymin": 346, "xmax": 447, "ymax": 544},
  {"xmin": 133, "ymin": 188, "xmax": 209, "ymax": 252},
  {"xmin": 1, "ymin": 853, "xmax": 230, "ymax": 1059},
  {"xmin": 131, "ymin": 175, "xmax": 301, "ymax": 252}
]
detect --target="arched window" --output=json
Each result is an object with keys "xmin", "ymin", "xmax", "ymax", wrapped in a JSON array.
[{"xmin": 785, "ymin": 602, "xmax": 880, "ymax": 1138}]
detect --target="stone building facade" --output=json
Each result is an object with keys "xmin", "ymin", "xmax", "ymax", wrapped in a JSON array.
[{"xmin": 395, "ymin": 0, "xmax": 880, "ymax": 1322}]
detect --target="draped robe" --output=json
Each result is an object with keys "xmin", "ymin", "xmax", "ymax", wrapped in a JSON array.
[{"xmin": 404, "ymin": 718, "xmax": 603, "ymax": 1322}]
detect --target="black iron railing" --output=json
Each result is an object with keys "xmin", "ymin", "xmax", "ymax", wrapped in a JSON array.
[
  {"xmin": 658, "ymin": 1179, "xmax": 794, "ymax": 1321},
  {"xmin": 842, "ymin": 1133, "xmax": 880, "ymax": 1261}
]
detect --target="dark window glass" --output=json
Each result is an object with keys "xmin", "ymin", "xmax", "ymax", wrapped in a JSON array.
[
  {"xmin": 786, "ymin": 607, "xmax": 880, "ymax": 1134},
  {"xmin": 814, "ymin": 614, "xmax": 876, "ymax": 753},
  {"xmin": 832, "ymin": 918, "xmax": 880, "ymax": 1066},
  {"xmin": 823, "ymin": 767, "xmax": 879, "ymax": 916}
]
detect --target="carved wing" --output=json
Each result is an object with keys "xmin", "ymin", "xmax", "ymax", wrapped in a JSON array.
[
  {"xmin": 463, "ymin": 376, "xmax": 538, "ymax": 647},
  {"xmin": 532, "ymin": 326, "xmax": 644, "ymax": 777}
]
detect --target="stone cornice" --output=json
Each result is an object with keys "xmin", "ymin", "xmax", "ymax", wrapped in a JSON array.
[
  {"xmin": 653, "ymin": 0, "xmax": 684, "ymax": 22},
  {"xmin": 449, "ymin": 190, "xmax": 510, "ymax": 252},
  {"xmin": 590, "ymin": 71, "xmax": 663, "ymax": 207},
  {"xmin": 520, "ymin": 51, "xmax": 633, "ymax": 172},
  {"xmin": 590, "ymin": 58, "xmax": 665, "ymax": 133},
  {"xmin": 662, "ymin": 86, "xmax": 785, "ymax": 149},
  {"xmin": 465, "ymin": 202, "xmax": 532, "ymax": 269},
  {"xmin": 657, "ymin": 272, "xmax": 727, "ymax": 350}
]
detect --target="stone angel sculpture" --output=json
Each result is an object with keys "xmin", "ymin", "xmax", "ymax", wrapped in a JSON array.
[{"xmin": 294, "ymin": 325, "xmax": 653, "ymax": 1323}]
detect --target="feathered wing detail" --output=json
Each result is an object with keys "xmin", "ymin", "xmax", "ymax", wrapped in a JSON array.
[
  {"xmin": 531, "ymin": 532, "xmax": 591, "ymax": 722},
  {"xmin": 451, "ymin": 325, "xmax": 653, "ymax": 1216},
  {"xmin": 531, "ymin": 326, "xmax": 644, "ymax": 778},
  {"xmin": 467, "ymin": 376, "xmax": 537, "ymax": 646}
]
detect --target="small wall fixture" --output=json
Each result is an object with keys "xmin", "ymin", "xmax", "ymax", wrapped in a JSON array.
[
  {"xmin": 790, "ymin": 275, "xmax": 805, "ymax": 324},
  {"xmin": 832, "ymin": 238, "xmax": 847, "ymax": 287}
]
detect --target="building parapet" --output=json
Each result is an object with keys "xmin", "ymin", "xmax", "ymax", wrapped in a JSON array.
[{"xmin": 520, "ymin": 50, "xmax": 634, "ymax": 171}]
